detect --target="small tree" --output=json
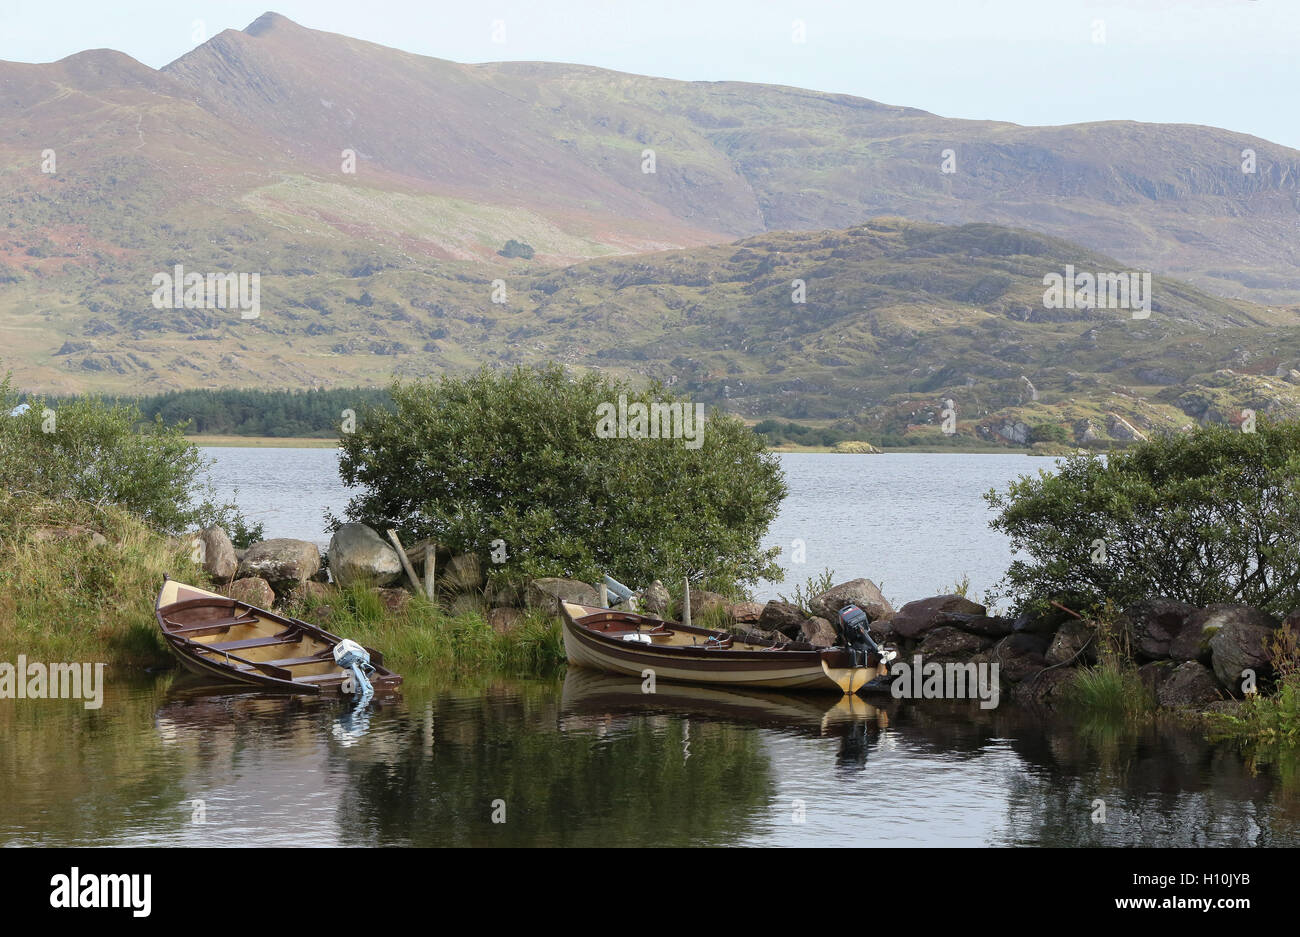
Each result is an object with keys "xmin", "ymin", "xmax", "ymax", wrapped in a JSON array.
[
  {"xmin": 332, "ymin": 365, "xmax": 787, "ymax": 588},
  {"xmin": 498, "ymin": 239, "xmax": 535, "ymax": 260},
  {"xmin": 0, "ymin": 375, "xmax": 246, "ymax": 534},
  {"xmin": 985, "ymin": 420, "xmax": 1300, "ymax": 617}
]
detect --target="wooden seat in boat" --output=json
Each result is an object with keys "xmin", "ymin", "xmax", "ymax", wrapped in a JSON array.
[{"xmin": 206, "ymin": 633, "xmax": 303, "ymax": 652}]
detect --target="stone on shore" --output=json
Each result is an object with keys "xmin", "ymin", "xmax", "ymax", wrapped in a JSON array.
[
  {"xmin": 688, "ymin": 589, "xmax": 728, "ymax": 616},
  {"xmin": 988, "ymin": 632, "xmax": 1050, "ymax": 682},
  {"xmin": 808, "ymin": 579, "xmax": 894, "ymax": 623},
  {"xmin": 443, "ymin": 553, "xmax": 485, "ymax": 593},
  {"xmin": 489, "ymin": 607, "xmax": 524, "ymax": 634},
  {"xmin": 918, "ymin": 625, "xmax": 993, "ymax": 662},
  {"xmin": 375, "ymin": 587, "xmax": 412, "ymax": 615},
  {"xmin": 798, "ymin": 616, "xmax": 837, "ymax": 647},
  {"xmin": 225, "ymin": 576, "xmax": 276, "ymax": 609},
  {"xmin": 327, "ymin": 523, "xmax": 402, "ymax": 588},
  {"xmin": 192, "ymin": 526, "xmax": 237, "ymax": 579},
  {"xmin": 1157, "ymin": 661, "xmax": 1222, "ymax": 709},
  {"xmin": 758, "ymin": 600, "xmax": 806, "ymax": 637},
  {"xmin": 1119, "ymin": 598, "xmax": 1196, "ymax": 660},
  {"xmin": 1046, "ymin": 618, "xmax": 1097, "ymax": 666},
  {"xmin": 238, "ymin": 538, "xmax": 321, "ymax": 593},
  {"xmin": 1208, "ymin": 606, "xmax": 1280, "ymax": 690},
  {"xmin": 638, "ymin": 580, "xmax": 670, "ymax": 618},
  {"xmin": 526, "ymin": 578, "xmax": 599, "ymax": 614},
  {"xmin": 288, "ymin": 580, "xmax": 334, "ymax": 607},
  {"xmin": 890, "ymin": 595, "xmax": 986, "ymax": 640},
  {"xmin": 33, "ymin": 525, "xmax": 108, "ymax": 548},
  {"xmin": 727, "ymin": 601, "xmax": 765, "ymax": 625}
]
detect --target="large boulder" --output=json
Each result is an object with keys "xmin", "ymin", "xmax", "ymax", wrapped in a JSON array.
[
  {"xmin": 327, "ymin": 524, "xmax": 402, "ymax": 588},
  {"xmin": 526, "ymin": 578, "xmax": 600, "ymax": 614},
  {"xmin": 758, "ymin": 600, "xmax": 806, "ymax": 637},
  {"xmin": 193, "ymin": 526, "xmax": 237, "ymax": 580},
  {"xmin": 288, "ymin": 581, "xmax": 334, "ymax": 608},
  {"xmin": 238, "ymin": 538, "xmax": 321, "ymax": 593},
  {"xmin": 1046, "ymin": 618, "xmax": 1097, "ymax": 666},
  {"xmin": 890, "ymin": 595, "xmax": 987, "ymax": 640},
  {"xmin": 1009, "ymin": 668, "xmax": 1076, "ymax": 708},
  {"xmin": 1208, "ymin": 606, "xmax": 1280, "ymax": 690},
  {"xmin": 918, "ymin": 625, "xmax": 993, "ymax": 662},
  {"xmin": 225, "ymin": 576, "xmax": 275, "ymax": 610},
  {"xmin": 808, "ymin": 579, "xmax": 894, "ymax": 622},
  {"xmin": 638, "ymin": 580, "xmax": 670, "ymax": 618},
  {"xmin": 798, "ymin": 616, "xmax": 837, "ymax": 648},
  {"xmin": 1157, "ymin": 661, "xmax": 1222, "ymax": 709},
  {"xmin": 1118, "ymin": 598, "xmax": 1196, "ymax": 660}
]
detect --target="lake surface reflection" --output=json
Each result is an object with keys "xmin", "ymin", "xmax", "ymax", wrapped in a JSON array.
[{"xmin": 2, "ymin": 671, "xmax": 1295, "ymax": 847}]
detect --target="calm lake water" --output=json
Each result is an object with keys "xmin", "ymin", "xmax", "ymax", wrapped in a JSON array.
[
  {"xmin": 3, "ymin": 672, "xmax": 1295, "ymax": 847},
  {"xmin": 202, "ymin": 448, "xmax": 1048, "ymax": 606},
  {"xmin": 4, "ymin": 450, "xmax": 1297, "ymax": 847}
]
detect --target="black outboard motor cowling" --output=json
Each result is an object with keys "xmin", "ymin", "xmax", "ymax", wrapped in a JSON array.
[{"xmin": 837, "ymin": 604, "xmax": 882, "ymax": 666}]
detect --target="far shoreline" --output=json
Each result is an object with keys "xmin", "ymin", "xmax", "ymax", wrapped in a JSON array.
[{"xmin": 189, "ymin": 434, "xmax": 1040, "ymax": 455}]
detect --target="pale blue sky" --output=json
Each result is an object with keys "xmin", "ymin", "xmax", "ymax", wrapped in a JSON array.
[{"xmin": 2, "ymin": 0, "xmax": 1296, "ymax": 149}]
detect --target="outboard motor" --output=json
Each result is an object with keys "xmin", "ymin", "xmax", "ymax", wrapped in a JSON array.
[
  {"xmin": 333, "ymin": 639, "xmax": 375, "ymax": 702},
  {"xmin": 837, "ymin": 605, "xmax": 896, "ymax": 672}
]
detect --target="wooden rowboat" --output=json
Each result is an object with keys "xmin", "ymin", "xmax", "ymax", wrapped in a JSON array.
[
  {"xmin": 560, "ymin": 602, "xmax": 887, "ymax": 694},
  {"xmin": 155, "ymin": 578, "xmax": 402, "ymax": 695}
]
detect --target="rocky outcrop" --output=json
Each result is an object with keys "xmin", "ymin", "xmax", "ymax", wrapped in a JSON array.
[
  {"xmin": 889, "ymin": 595, "xmax": 986, "ymax": 640},
  {"xmin": 238, "ymin": 539, "xmax": 321, "ymax": 593},
  {"xmin": 327, "ymin": 523, "xmax": 402, "ymax": 588},
  {"xmin": 526, "ymin": 578, "xmax": 599, "ymax": 614},
  {"xmin": 987, "ymin": 633, "xmax": 1050, "ymax": 683},
  {"xmin": 808, "ymin": 579, "xmax": 894, "ymax": 623}
]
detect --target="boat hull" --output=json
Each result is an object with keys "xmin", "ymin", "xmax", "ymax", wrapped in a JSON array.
[
  {"xmin": 155, "ymin": 578, "xmax": 402, "ymax": 696},
  {"xmin": 560, "ymin": 602, "xmax": 879, "ymax": 692}
]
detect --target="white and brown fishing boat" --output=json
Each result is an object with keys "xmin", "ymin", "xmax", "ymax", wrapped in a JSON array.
[
  {"xmin": 155, "ymin": 577, "xmax": 401, "ymax": 695},
  {"xmin": 560, "ymin": 601, "xmax": 895, "ymax": 694}
]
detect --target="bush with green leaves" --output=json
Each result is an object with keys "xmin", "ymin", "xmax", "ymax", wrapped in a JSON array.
[
  {"xmin": 985, "ymin": 420, "xmax": 1300, "ymax": 617},
  {"xmin": 331, "ymin": 365, "xmax": 787, "ymax": 589},
  {"xmin": 0, "ymin": 374, "xmax": 249, "ymax": 535}
]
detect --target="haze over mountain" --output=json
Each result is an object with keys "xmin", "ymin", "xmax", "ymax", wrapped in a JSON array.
[{"xmin": 2, "ymin": 12, "xmax": 1299, "ymax": 444}]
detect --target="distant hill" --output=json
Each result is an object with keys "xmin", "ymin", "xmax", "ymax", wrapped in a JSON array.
[{"xmin": 3, "ymin": 12, "xmax": 1300, "ymax": 447}]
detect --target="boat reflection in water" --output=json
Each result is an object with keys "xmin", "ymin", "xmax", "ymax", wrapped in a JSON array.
[
  {"xmin": 559, "ymin": 668, "xmax": 894, "ymax": 771},
  {"xmin": 155, "ymin": 673, "xmax": 395, "ymax": 750}
]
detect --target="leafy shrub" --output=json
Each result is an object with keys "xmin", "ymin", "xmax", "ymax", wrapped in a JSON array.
[
  {"xmin": 332, "ymin": 365, "xmax": 786, "ymax": 589},
  {"xmin": 985, "ymin": 420, "xmax": 1300, "ymax": 617},
  {"xmin": 499, "ymin": 239, "xmax": 535, "ymax": 260},
  {"xmin": 0, "ymin": 374, "xmax": 250, "ymax": 535}
]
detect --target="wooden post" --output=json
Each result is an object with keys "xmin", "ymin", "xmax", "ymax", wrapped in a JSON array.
[
  {"xmin": 424, "ymin": 544, "xmax": 436, "ymax": 601},
  {"xmin": 682, "ymin": 577, "xmax": 692, "ymax": 628},
  {"xmin": 387, "ymin": 528, "xmax": 423, "ymax": 594},
  {"xmin": 599, "ymin": 582, "xmax": 609, "ymax": 608}
]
